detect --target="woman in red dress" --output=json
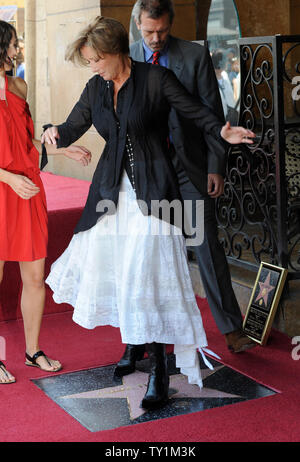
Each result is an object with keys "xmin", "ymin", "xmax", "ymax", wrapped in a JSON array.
[{"xmin": 0, "ymin": 21, "xmax": 91, "ymax": 384}]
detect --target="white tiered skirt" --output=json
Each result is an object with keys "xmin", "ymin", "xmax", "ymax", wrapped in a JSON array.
[{"xmin": 46, "ymin": 172, "xmax": 211, "ymax": 387}]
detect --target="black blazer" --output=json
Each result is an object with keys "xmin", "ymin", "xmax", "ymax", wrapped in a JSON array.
[
  {"xmin": 130, "ymin": 36, "xmax": 226, "ymax": 184},
  {"xmin": 56, "ymin": 60, "xmax": 224, "ymax": 233}
]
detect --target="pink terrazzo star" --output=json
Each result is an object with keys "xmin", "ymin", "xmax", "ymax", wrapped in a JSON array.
[{"xmin": 61, "ymin": 366, "xmax": 241, "ymax": 420}]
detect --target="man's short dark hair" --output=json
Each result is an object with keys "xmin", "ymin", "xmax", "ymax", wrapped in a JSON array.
[{"xmin": 133, "ymin": 0, "xmax": 175, "ymax": 24}]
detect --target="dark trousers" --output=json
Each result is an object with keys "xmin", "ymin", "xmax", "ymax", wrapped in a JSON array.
[{"xmin": 179, "ymin": 176, "xmax": 243, "ymax": 335}]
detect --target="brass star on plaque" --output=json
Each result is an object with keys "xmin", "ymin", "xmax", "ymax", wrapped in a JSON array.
[{"xmin": 254, "ymin": 271, "xmax": 276, "ymax": 307}]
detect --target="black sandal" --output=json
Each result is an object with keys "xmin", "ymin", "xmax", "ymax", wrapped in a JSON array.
[
  {"xmin": 0, "ymin": 361, "xmax": 16, "ymax": 384},
  {"xmin": 25, "ymin": 350, "xmax": 62, "ymax": 372}
]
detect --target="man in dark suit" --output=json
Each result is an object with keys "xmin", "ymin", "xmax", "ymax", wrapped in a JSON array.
[{"xmin": 115, "ymin": 0, "xmax": 255, "ymax": 377}]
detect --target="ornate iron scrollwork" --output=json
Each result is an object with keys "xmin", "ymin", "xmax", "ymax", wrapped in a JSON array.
[{"xmin": 216, "ymin": 36, "xmax": 300, "ymax": 279}]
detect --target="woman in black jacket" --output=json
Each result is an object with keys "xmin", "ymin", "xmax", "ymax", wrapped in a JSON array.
[{"xmin": 43, "ymin": 16, "xmax": 254, "ymax": 410}]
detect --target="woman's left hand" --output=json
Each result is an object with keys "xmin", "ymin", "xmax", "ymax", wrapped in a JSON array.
[
  {"xmin": 221, "ymin": 121, "xmax": 256, "ymax": 144},
  {"xmin": 64, "ymin": 145, "xmax": 92, "ymax": 166}
]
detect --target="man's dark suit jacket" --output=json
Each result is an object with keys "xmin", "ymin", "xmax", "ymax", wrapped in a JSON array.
[{"xmin": 130, "ymin": 36, "xmax": 227, "ymax": 193}]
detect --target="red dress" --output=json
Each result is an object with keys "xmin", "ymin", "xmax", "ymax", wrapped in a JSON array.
[{"xmin": 0, "ymin": 76, "xmax": 48, "ymax": 261}]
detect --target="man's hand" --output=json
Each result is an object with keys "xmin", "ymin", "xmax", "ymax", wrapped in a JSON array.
[
  {"xmin": 221, "ymin": 121, "xmax": 255, "ymax": 144},
  {"xmin": 41, "ymin": 126, "xmax": 60, "ymax": 145},
  {"xmin": 7, "ymin": 173, "xmax": 40, "ymax": 200},
  {"xmin": 64, "ymin": 145, "xmax": 92, "ymax": 166},
  {"xmin": 207, "ymin": 173, "xmax": 224, "ymax": 198}
]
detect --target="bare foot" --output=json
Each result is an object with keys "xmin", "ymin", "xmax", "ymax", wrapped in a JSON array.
[
  {"xmin": 0, "ymin": 361, "xmax": 16, "ymax": 384},
  {"xmin": 35, "ymin": 355, "xmax": 62, "ymax": 372},
  {"xmin": 25, "ymin": 351, "xmax": 62, "ymax": 372}
]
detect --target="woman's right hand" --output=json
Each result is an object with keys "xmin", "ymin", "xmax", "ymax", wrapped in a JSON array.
[
  {"xmin": 7, "ymin": 173, "xmax": 40, "ymax": 200},
  {"xmin": 41, "ymin": 126, "xmax": 60, "ymax": 145}
]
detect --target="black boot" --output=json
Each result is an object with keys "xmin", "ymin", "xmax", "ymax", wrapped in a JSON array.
[
  {"xmin": 141, "ymin": 342, "xmax": 169, "ymax": 410},
  {"xmin": 114, "ymin": 344, "xmax": 145, "ymax": 377}
]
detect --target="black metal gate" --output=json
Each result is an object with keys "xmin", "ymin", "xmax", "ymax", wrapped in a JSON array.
[{"xmin": 216, "ymin": 35, "xmax": 300, "ymax": 282}]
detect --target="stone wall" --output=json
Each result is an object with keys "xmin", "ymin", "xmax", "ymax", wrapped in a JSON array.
[{"xmin": 25, "ymin": 0, "xmax": 102, "ymax": 180}]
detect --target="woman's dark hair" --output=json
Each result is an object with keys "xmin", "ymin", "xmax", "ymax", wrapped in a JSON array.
[{"xmin": 0, "ymin": 20, "xmax": 17, "ymax": 68}]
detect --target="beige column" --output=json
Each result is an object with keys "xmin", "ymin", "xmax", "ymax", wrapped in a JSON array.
[
  {"xmin": 25, "ymin": 0, "xmax": 52, "ymax": 169},
  {"xmin": 25, "ymin": 0, "xmax": 101, "ymax": 180},
  {"xmin": 43, "ymin": 0, "xmax": 101, "ymax": 179},
  {"xmin": 24, "ymin": 0, "xmax": 37, "ymax": 121}
]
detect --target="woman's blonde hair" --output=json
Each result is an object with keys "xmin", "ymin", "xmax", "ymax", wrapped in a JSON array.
[{"xmin": 65, "ymin": 16, "xmax": 129, "ymax": 65}]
